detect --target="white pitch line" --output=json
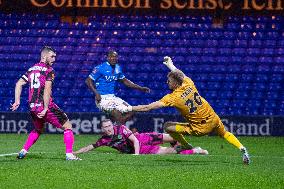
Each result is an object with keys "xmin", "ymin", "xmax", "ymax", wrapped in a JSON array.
[
  {"xmin": 0, "ymin": 152, "xmax": 283, "ymax": 159},
  {"xmin": 0, "ymin": 151, "xmax": 60, "ymax": 158},
  {"xmin": 0, "ymin": 153, "xmax": 19, "ymax": 157},
  {"xmin": 206, "ymin": 154, "xmax": 284, "ymax": 159}
]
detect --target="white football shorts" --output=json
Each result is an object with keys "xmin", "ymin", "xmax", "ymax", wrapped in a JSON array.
[{"xmin": 96, "ymin": 94, "xmax": 130, "ymax": 113}]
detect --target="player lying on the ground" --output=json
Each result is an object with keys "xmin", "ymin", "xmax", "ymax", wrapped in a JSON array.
[
  {"xmin": 74, "ymin": 119, "xmax": 208, "ymax": 155},
  {"xmin": 117, "ymin": 56, "xmax": 250, "ymax": 164}
]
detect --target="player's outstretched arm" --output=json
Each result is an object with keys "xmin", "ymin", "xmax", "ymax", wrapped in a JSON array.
[
  {"xmin": 132, "ymin": 101, "xmax": 164, "ymax": 112},
  {"xmin": 10, "ymin": 78, "xmax": 27, "ymax": 111},
  {"xmin": 116, "ymin": 101, "xmax": 164, "ymax": 113},
  {"xmin": 73, "ymin": 144, "xmax": 95, "ymax": 154},
  {"xmin": 120, "ymin": 78, "xmax": 150, "ymax": 93},
  {"xmin": 163, "ymin": 56, "xmax": 185, "ymax": 77},
  {"xmin": 85, "ymin": 77, "xmax": 101, "ymax": 103}
]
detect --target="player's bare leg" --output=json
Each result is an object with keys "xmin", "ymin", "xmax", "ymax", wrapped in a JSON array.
[
  {"xmin": 156, "ymin": 146, "xmax": 208, "ymax": 155},
  {"xmin": 62, "ymin": 121, "xmax": 81, "ymax": 160},
  {"xmin": 110, "ymin": 109, "xmax": 134, "ymax": 125},
  {"xmin": 162, "ymin": 133, "xmax": 176, "ymax": 143},
  {"xmin": 156, "ymin": 146, "xmax": 176, "ymax": 154},
  {"xmin": 161, "ymin": 133, "xmax": 180, "ymax": 147}
]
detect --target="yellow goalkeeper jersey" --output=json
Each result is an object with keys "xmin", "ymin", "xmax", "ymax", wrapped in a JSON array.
[{"xmin": 159, "ymin": 77, "xmax": 215, "ymax": 125}]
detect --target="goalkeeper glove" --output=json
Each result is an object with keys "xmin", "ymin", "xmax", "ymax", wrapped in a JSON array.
[
  {"xmin": 116, "ymin": 105, "xmax": 133, "ymax": 113},
  {"xmin": 163, "ymin": 56, "xmax": 176, "ymax": 71}
]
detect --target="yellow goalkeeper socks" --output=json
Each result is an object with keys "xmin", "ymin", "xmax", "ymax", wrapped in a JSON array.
[{"xmin": 223, "ymin": 131, "xmax": 243, "ymax": 150}]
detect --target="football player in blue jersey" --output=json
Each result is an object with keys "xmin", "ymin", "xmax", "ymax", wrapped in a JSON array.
[{"xmin": 86, "ymin": 50, "xmax": 150, "ymax": 124}]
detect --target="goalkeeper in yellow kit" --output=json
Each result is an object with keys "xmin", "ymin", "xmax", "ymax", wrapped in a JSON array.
[{"xmin": 119, "ymin": 56, "xmax": 250, "ymax": 165}]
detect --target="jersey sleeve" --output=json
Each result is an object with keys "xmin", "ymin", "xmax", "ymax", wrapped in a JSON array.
[
  {"xmin": 21, "ymin": 71, "xmax": 29, "ymax": 82},
  {"xmin": 118, "ymin": 73, "xmax": 125, "ymax": 80},
  {"xmin": 89, "ymin": 65, "xmax": 102, "ymax": 81},
  {"xmin": 92, "ymin": 137, "xmax": 108, "ymax": 148},
  {"xmin": 46, "ymin": 70, "xmax": 55, "ymax": 82},
  {"xmin": 118, "ymin": 66, "xmax": 125, "ymax": 80},
  {"xmin": 121, "ymin": 126, "xmax": 133, "ymax": 138},
  {"xmin": 159, "ymin": 93, "xmax": 175, "ymax": 107}
]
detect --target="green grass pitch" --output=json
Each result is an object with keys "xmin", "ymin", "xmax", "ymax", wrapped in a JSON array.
[{"xmin": 0, "ymin": 134, "xmax": 283, "ymax": 189}]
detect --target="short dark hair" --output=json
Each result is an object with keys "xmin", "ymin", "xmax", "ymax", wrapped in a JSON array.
[
  {"xmin": 168, "ymin": 71, "xmax": 184, "ymax": 86},
  {"xmin": 41, "ymin": 46, "xmax": 56, "ymax": 54},
  {"xmin": 107, "ymin": 50, "xmax": 118, "ymax": 57}
]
